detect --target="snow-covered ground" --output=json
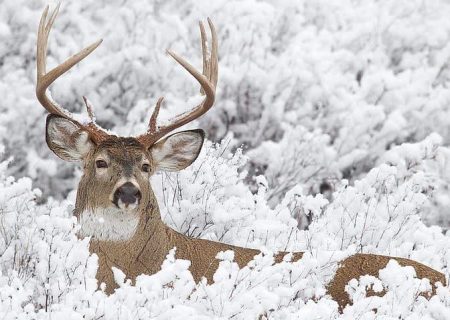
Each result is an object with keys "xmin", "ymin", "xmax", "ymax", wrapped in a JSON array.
[{"xmin": 1, "ymin": 0, "xmax": 450, "ymax": 318}]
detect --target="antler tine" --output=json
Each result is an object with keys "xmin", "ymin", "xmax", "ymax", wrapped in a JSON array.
[
  {"xmin": 207, "ymin": 18, "xmax": 219, "ymax": 89},
  {"xmin": 199, "ymin": 19, "xmax": 219, "ymax": 93},
  {"xmin": 148, "ymin": 97, "xmax": 164, "ymax": 133},
  {"xmin": 138, "ymin": 19, "xmax": 218, "ymax": 146},
  {"xmin": 82, "ymin": 96, "xmax": 96, "ymax": 121},
  {"xmin": 199, "ymin": 21, "xmax": 209, "ymax": 95}
]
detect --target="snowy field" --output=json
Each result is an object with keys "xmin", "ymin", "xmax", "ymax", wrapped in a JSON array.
[{"xmin": 1, "ymin": 0, "xmax": 450, "ymax": 318}]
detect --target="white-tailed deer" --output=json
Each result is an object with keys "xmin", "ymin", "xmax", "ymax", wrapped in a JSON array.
[{"xmin": 36, "ymin": 5, "xmax": 445, "ymax": 311}]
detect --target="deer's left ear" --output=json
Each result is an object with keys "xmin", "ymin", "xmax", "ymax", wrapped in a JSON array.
[{"xmin": 150, "ymin": 129, "xmax": 205, "ymax": 172}]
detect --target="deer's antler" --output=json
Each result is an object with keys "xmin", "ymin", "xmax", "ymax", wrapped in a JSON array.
[
  {"xmin": 137, "ymin": 19, "xmax": 218, "ymax": 146},
  {"xmin": 37, "ymin": 5, "xmax": 218, "ymax": 145},
  {"xmin": 36, "ymin": 4, "xmax": 109, "ymax": 142}
]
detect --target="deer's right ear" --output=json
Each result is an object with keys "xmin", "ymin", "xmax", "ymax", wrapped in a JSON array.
[{"xmin": 46, "ymin": 115, "xmax": 94, "ymax": 162}]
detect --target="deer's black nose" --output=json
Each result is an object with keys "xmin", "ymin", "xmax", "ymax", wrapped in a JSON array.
[{"xmin": 113, "ymin": 182, "xmax": 141, "ymax": 207}]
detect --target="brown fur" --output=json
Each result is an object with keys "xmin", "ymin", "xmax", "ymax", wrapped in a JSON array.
[
  {"xmin": 87, "ymin": 205, "xmax": 445, "ymax": 310},
  {"xmin": 328, "ymin": 254, "xmax": 445, "ymax": 312},
  {"xmin": 61, "ymin": 134, "xmax": 445, "ymax": 312}
]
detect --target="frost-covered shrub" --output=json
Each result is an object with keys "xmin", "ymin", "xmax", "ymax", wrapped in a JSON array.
[
  {"xmin": 155, "ymin": 140, "xmax": 255, "ymax": 240},
  {"xmin": 306, "ymin": 134, "xmax": 450, "ymax": 276},
  {"xmin": 154, "ymin": 139, "xmax": 302, "ymax": 248},
  {"xmin": 0, "ymin": 155, "xmax": 98, "ymax": 316},
  {"xmin": 247, "ymin": 125, "xmax": 338, "ymax": 205}
]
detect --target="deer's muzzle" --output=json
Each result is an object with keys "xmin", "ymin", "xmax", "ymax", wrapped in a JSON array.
[{"xmin": 113, "ymin": 182, "xmax": 142, "ymax": 209}]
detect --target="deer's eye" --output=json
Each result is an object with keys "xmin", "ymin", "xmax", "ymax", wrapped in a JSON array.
[
  {"xmin": 96, "ymin": 160, "xmax": 108, "ymax": 169},
  {"xmin": 142, "ymin": 163, "xmax": 150, "ymax": 173}
]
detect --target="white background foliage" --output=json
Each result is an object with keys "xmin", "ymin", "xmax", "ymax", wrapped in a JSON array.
[{"xmin": 0, "ymin": 0, "xmax": 450, "ymax": 318}]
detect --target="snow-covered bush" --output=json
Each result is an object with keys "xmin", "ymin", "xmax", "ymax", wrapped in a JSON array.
[
  {"xmin": 297, "ymin": 134, "xmax": 450, "ymax": 295},
  {"xmin": 154, "ymin": 139, "xmax": 301, "ymax": 248},
  {"xmin": 0, "ymin": 154, "xmax": 98, "ymax": 316}
]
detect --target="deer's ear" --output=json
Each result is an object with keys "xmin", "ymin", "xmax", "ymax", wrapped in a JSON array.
[
  {"xmin": 46, "ymin": 115, "xmax": 94, "ymax": 162},
  {"xmin": 150, "ymin": 129, "xmax": 205, "ymax": 172}
]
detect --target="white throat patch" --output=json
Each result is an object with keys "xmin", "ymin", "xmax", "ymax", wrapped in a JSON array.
[{"xmin": 78, "ymin": 208, "xmax": 139, "ymax": 242}]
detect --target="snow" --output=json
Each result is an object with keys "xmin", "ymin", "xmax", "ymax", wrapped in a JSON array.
[{"xmin": 1, "ymin": 0, "xmax": 450, "ymax": 318}]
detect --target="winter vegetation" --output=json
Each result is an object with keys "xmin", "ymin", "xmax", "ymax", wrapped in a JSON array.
[{"xmin": 0, "ymin": 0, "xmax": 450, "ymax": 318}]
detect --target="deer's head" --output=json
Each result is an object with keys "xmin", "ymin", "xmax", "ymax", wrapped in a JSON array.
[{"xmin": 36, "ymin": 5, "xmax": 218, "ymax": 241}]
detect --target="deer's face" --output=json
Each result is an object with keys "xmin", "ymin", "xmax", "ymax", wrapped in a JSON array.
[
  {"xmin": 81, "ymin": 137, "xmax": 153, "ymax": 213},
  {"xmin": 45, "ymin": 115, "xmax": 204, "ymax": 241}
]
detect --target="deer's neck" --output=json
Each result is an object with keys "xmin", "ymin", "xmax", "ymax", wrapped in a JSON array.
[
  {"xmin": 83, "ymin": 200, "xmax": 177, "ymax": 291},
  {"xmin": 77, "ymin": 197, "xmax": 259, "ymax": 293},
  {"xmin": 77, "ymin": 207, "xmax": 141, "ymax": 241}
]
